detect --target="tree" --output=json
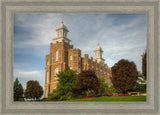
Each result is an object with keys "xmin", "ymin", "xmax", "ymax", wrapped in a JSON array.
[
  {"xmin": 14, "ymin": 78, "xmax": 24, "ymax": 101},
  {"xmin": 132, "ymin": 73, "xmax": 146, "ymax": 93},
  {"xmin": 142, "ymin": 52, "xmax": 147, "ymax": 79},
  {"xmin": 24, "ymin": 80, "xmax": 43, "ymax": 100},
  {"xmin": 75, "ymin": 70, "xmax": 100, "ymax": 95},
  {"xmin": 48, "ymin": 68, "xmax": 77, "ymax": 101},
  {"xmin": 98, "ymin": 76, "xmax": 109, "ymax": 94},
  {"xmin": 111, "ymin": 59, "xmax": 138, "ymax": 93}
]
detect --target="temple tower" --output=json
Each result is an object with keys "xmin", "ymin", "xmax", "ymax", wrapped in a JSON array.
[{"xmin": 94, "ymin": 43, "xmax": 105, "ymax": 63}]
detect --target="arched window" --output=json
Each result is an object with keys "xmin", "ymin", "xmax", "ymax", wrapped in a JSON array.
[
  {"xmin": 57, "ymin": 31, "xmax": 59, "ymax": 37},
  {"xmin": 78, "ymin": 67, "xmax": 81, "ymax": 73},
  {"xmin": 46, "ymin": 71, "xmax": 49, "ymax": 83},
  {"xmin": 70, "ymin": 55, "xmax": 72, "ymax": 60},
  {"xmin": 54, "ymin": 68, "xmax": 59, "ymax": 80},
  {"xmin": 56, "ymin": 51, "xmax": 58, "ymax": 61},
  {"xmin": 47, "ymin": 60, "xmax": 49, "ymax": 65},
  {"xmin": 60, "ymin": 31, "xmax": 62, "ymax": 36}
]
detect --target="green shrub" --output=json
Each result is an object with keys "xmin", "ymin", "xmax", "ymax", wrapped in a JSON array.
[
  {"xmin": 48, "ymin": 68, "xmax": 77, "ymax": 101},
  {"xmin": 18, "ymin": 98, "xmax": 25, "ymax": 101},
  {"xmin": 108, "ymin": 85, "xmax": 117, "ymax": 94}
]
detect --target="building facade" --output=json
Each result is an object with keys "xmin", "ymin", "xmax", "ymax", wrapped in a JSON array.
[{"xmin": 44, "ymin": 21, "xmax": 112, "ymax": 98}]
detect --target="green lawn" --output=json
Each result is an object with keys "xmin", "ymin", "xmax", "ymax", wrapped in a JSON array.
[{"xmin": 66, "ymin": 96, "xmax": 146, "ymax": 102}]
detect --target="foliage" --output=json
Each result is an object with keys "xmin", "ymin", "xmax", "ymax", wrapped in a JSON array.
[
  {"xmin": 137, "ymin": 73, "xmax": 146, "ymax": 84},
  {"xmin": 24, "ymin": 80, "xmax": 43, "ymax": 100},
  {"xmin": 134, "ymin": 83, "xmax": 146, "ymax": 93},
  {"xmin": 86, "ymin": 90, "xmax": 95, "ymax": 96},
  {"xmin": 108, "ymin": 85, "xmax": 117, "ymax": 94},
  {"xmin": 126, "ymin": 73, "xmax": 146, "ymax": 93},
  {"xmin": 14, "ymin": 78, "xmax": 24, "ymax": 101},
  {"xmin": 72, "ymin": 88, "xmax": 82, "ymax": 98},
  {"xmin": 75, "ymin": 70, "xmax": 100, "ymax": 95},
  {"xmin": 18, "ymin": 98, "xmax": 25, "ymax": 101},
  {"xmin": 111, "ymin": 59, "xmax": 138, "ymax": 93},
  {"xmin": 98, "ymin": 76, "xmax": 109, "ymax": 95},
  {"xmin": 48, "ymin": 68, "xmax": 77, "ymax": 101},
  {"xmin": 142, "ymin": 52, "xmax": 147, "ymax": 79}
]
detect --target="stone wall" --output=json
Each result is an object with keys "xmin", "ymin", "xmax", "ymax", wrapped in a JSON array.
[{"xmin": 44, "ymin": 40, "xmax": 112, "ymax": 98}]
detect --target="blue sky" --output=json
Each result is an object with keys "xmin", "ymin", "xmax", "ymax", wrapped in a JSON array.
[{"xmin": 14, "ymin": 13, "xmax": 146, "ymax": 90}]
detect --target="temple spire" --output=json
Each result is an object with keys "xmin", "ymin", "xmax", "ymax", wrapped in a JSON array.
[
  {"xmin": 61, "ymin": 17, "xmax": 64, "ymax": 24},
  {"xmin": 94, "ymin": 43, "xmax": 105, "ymax": 63},
  {"xmin": 53, "ymin": 20, "xmax": 71, "ymax": 43}
]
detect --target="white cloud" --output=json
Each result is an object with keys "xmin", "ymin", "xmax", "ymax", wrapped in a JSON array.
[
  {"xmin": 14, "ymin": 13, "xmax": 146, "ymax": 74},
  {"xmin": 14, "ymin": 14, "xmax": 63, "ymax": 48},
  {"xmin": 14, "ymin": 69, "xmax": 44, "ymax": 78},
  {"xmin": 14, "ymin": 68, "xmax": 45, "ymax": 89}
]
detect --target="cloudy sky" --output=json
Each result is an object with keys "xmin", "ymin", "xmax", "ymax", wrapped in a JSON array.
[{"xmin": 14, "ymin": 13, "xmax": 146, "ymax": 90}]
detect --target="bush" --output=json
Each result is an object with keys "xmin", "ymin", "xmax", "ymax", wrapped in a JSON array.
[
  {"xmin": 48, "ymin": 68, "xmax": 77, "ymax": 101},
  {"xmin": 108, "ymin": 86, "xmax": 117, "ymax": 94},
  {"xmin": 18, "ymin": 98, "xmax": 25, "ymax": 101}
]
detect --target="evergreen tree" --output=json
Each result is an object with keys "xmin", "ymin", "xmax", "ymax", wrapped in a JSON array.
[
  {"xmin": 14, "ymin": 78, "xmax": 24, "ymax": 101},
  {"xmin": 142, "ymin": 52, "xmax": 147, "ymax": 79}
]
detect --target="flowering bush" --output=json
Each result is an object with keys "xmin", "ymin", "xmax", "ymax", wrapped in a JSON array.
[
  {"xmin": 102, "ymin": 93, "xmax": 110, "ymax": 96},
  {"xmin": 113, "ymin": 93, "xmax": 118, "ymax": 96},
  {"xmin": 109, "ymin": 94, "xmax": 113, "ymax": 96},
  {"xmin": 119, "ymin": 94, "xmax": 131, "ymax": 96},
  {"xmin": 80, "ymin": 95, "xmax": 95, "ymax": 99}
]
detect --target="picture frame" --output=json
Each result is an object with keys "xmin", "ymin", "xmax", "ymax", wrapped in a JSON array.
[{"xmin": 0, "ymin": 0, "xmax": 159, "ymax": 114}]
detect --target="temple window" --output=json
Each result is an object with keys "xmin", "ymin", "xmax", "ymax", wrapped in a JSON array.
[
  {"xmin": 78, "ymin": 67, "xmax": 81, "ymax": 73},
  {"xmin": 46, "ymin": 71, "xmax": 49, "ymax": 83},
  {"xmin": 70, "ymin": 55, "xmax": 72, "ymax": 60},
  {"xmin": 47, "ymin": 60, "xmax": 49, "ymax": 65},
  {"xmin": 54, "ymin": 68, "xmax": 59, "ymax": 80},
  {"xmin": 56, "ymin": 51, "xmax": 58, "ymax": 61}
]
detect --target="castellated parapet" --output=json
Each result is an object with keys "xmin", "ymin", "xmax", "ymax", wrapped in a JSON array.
[{"xmin": 44, "ymin": 22, "xmax": 112, "ymax": 98}]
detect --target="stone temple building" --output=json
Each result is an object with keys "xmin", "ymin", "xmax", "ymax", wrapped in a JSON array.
[{"xmin": 44, "ymin": 21, "xmax": 112, "ymax": 98}]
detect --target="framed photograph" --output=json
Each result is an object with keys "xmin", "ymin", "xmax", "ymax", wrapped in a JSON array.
[{"xmin": 0, "ymin": 0, "xmax": 159, "ymax": 114}]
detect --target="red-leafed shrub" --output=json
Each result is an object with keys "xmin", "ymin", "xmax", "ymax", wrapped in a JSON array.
[
  {"xmin": 76, "ymin": 70, "xmax": 100, "ymax": 95},
  {"xmin": 111, "ymin": 59, "xmax": 138, "ymax": 93}
]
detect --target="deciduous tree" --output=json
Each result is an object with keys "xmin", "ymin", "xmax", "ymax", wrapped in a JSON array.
[
  {"xmin": 111, "ymin": 59, "xmax": 138, "ymax": 93},
  {"xmin": 48, "ymin": 68, "xmax": 77, "ymax": 101},
  {"xmin": 24, "ymin": 80, "xmax": 43, "ymax": 100},
  {"xmin": 98, "ymin": 76, "xmax": 109, "ymax": 94},
  {"xmin": 75, "ymin": 70, "xmax": 100, "ymax": 95}
]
